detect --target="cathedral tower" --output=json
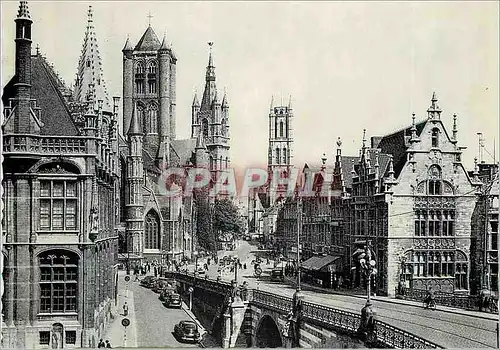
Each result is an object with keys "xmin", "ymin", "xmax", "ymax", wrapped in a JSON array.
[
  {"xmin": 268, "ymin": 96, "xmax": 294, "ymax": 204},
  {"xmin": 191, "ymin": 43, "xmax": 230, "ymax": 179},
  {"xmin": 122, "ymin": 22, "xmax": 177, "ymax": 162}
]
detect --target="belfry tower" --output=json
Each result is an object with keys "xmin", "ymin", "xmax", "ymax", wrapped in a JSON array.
[
  {"xmin": 268, "ymin": 96, "xmax": 294, "ymax": 205},
  {"xmin": 191, "ymin": 42, "xmax": 230, "ymax": 180}
]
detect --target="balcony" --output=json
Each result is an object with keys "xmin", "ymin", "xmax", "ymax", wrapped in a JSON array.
[{"xmin": 3, "ymin": 134, "xmax": 87, "ymax": 155}]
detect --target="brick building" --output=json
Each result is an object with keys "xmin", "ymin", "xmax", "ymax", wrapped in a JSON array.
[{"xmin": 2, "ymin": 3, "xmax": 119, "ymax": 348}]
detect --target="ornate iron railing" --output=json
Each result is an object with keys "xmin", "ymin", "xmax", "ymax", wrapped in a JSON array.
[
  {"xmin": 3, "ymin": 134, "xmax": 87, "ymax": 154},
  {"xmin": 165, "ymin": 272, "xmax": 443, "ymax": 348},
  {"xmin": 249, "ymin": 289, "xmax": 293, "ymax": 313},
  {"xmin": 395, "ymin": 287, "xmax": 496, "ymax": 313}
]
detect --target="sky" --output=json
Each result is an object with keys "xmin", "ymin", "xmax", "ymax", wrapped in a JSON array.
[{"xmin": 1, "ymin": 1, "xmax": 499, "ymax": 170}]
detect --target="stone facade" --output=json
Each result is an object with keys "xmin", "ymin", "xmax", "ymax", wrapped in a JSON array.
[{"xmin": 2, "ymin": 3, "xmax": 119, "ymax": 348}]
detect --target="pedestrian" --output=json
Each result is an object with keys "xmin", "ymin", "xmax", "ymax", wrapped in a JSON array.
[
  {"xmin": 105, "ymin": 340, "xmax": 112, "ymax": 348},
  {"xmin": 243, "ymin": 263, "xmax": 247, "ymax": 270},
  {"xmin": 123, "ymin": 301, "xmax": 129, "ymax": 316},
  {"xmin": 98, "ymin": 339, "xmax": 105, "ymax": 348},
  {"xmin": 134, "ymin": 266, "xmax": 139, "ymax": 281},
  {"xmin": 147, "ymin": 263, "xmax": 151, "ymax": 273}
]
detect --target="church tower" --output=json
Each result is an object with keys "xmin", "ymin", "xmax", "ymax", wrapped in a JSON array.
[
  {"xmin": 268, "ymin": 96, "xmax": 294, "ymax": 205},
  {"xmin": 191, "ymin": 43, "xmax": 230, "ymax": 180},
  {"xmin": 122, "ymin": 21, "xmax": 177, "ymax": 165}
]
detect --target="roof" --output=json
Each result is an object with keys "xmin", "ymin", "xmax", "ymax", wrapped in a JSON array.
[
  {"xmin": 340, "ymin": 156, "xmax": 358, "ymax": 189},
  {"xmin": 170, "ymin": 139, "xmax": 196, "ymax": 166},
  {"xmin": 134, "ymin": 26, "xmax": 161, "ymax": 51},
  {"xmin": 302, "ymin": 255, "xmax": 341, "ymax": 271},
  {"xmin": 375, "ymin": 120, "xmax": 427, "ymax": 178},
  {"xmin": 2, "ymin": 54, "xmax": 79, "ymax": 136}
]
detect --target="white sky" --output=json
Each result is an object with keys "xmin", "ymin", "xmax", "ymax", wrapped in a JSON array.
[{"xmin": 2, "ymin": 1, "xmax": 499, "ymax": 170}]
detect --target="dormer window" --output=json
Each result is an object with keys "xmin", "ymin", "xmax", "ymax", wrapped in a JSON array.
[{"xmin": 431, "ymin": 128, "xmax": 439, "ymax": 148}]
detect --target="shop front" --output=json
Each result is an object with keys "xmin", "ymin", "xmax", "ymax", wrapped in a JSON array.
[{"xmin": 301, "ymin": 255, "xmax": 343, "ymax": 289}]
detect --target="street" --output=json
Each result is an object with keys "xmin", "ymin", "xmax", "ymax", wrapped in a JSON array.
[
  {"xmin": 188, "ymin": 240, "xmax": 498, "ymax": 349},
  {"xmin": 109, "ymin": 272, "xmax": 201, "ymax": 348}
]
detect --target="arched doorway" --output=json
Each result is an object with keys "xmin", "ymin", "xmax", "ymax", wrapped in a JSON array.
[{"xmin": 255, "ymin": 315, "xmax": 283, "ymax": 348}]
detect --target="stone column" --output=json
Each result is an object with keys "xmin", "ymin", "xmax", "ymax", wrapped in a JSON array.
[
  {"xmin": 229, "ymin": 300, "xmax": 246, "ymax": 347},
  {"xmin": 222, "ymin": 311, "xmax": 231, "ymax": 349}
]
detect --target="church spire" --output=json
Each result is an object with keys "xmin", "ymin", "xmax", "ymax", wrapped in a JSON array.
[
  {"xmin": 128, "ymin": 103, "xmax": 142, "ymax": 136},
  {"xmin": 452, "ymin": 113, "xmax": 458, "ymax": 141},
  {"xmin": 73, "ymin": 5, "xmax": 110, "ymax": 110},
  {"xmin": 427, "ymin": 91, "xmax": 442, "ymax": 120},
  {"xmin": 200, "ymin": 42, "xmax": 217, "ymax": 110},
  {"xmin": 18, "ymin": 1, "xmax": 31, "ymax": 19}
]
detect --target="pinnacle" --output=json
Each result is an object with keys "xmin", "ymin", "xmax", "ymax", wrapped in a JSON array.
[{"xmin": 17, "ymin": 1, "xmax": 31, "ymax": 20}]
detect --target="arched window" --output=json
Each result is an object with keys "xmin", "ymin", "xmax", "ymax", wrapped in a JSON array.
[
  {"xmin": 431, "ymin": 128, "xmax": 439, "ymax": 148},
  {"xmin": 148, "ymin": 104, "xmax": 158, "ymax": 134},
  {"xmin": 455, "ymin": 251, "xmax": 468, "ymax": 290},
  {"xmin": 148, "ymin": 80, "xmax": 157, "ymax": 94},
  {"xmin": 136, "ymin": 62, "xmax": 144, "ymax": 74},
  {"xmin": 202, "ymin": 118, "xmax": 209, "ymax": 138},
  {"xmin": 428, "ymin": 165, "xmax": 442, "ymax": 195},
  {"xmin": 145, "ymin": 210, "xmax": 160, "ymax": 250},
  {"xmin": 135, "ymin": 80, "xmax": 144, "ymax": 94},
  {"xmin": 276, "ymin": 148, "xmax": 281, "ymax": 164},
  {"xmin": 279, "ymin": 121, "xmax": 284, "ymax": 137},
  {"xmin": 39, "ymin": 250, "xmax": 79, "ymax": 313},
  {"xmin": 283, "ymin": 148, "xmax": 287, "ymax": 164},
  {"xmin": 147, "ymin": 61, "xmax": 157, "ymax": 74}
]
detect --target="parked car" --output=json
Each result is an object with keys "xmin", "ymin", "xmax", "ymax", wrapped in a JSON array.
[
  {"xmin": 152, "ymin": 280, "xmax": 169, "ymax": 294},
  {"xmin": 173, "ymin": 320, "xmax": 201, "ymax": 343},
  {"xmin": 140, "ymin": 276, "xmax": 157, "ymax": 288},
  {"xmin": 160, "ymin": 288, "xmax": 175, "ymax": 302},
  {"xmin": 165, "ymin": 293, "xmax": 182, "ymax": 308},
  {"xmin": 270, "ymin": 268, "xmax": 284, "ymax": 282}
]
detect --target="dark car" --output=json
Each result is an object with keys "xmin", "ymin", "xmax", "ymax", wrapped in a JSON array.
[
  {"xmin": 270, "ymin": 268, "xmax": 284, "ymax": 282},
  {"xmin": 140, "ymin": 276, "xmax": 157, "ymax": 288},
  {"xmin": 152, "ymin": 280, "xmax": 169, "ymax": 294},
  {"xmin": 165, "ymin": 293, "xmax": 182, "ymax": 308},
  {"xmin": 174, "ymin": 320, "xmax": 201, "ymax": 343},
  {"xmin": 160, "ymin": 286, "xmax": 176, "ymax": 302}
]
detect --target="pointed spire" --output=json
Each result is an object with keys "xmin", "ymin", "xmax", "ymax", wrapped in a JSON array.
[
  {"xmin": 73, "ymin": 5, "xmax": 110, "ymax": 109},
  {"xmin": 452, "ymin": 114, "xmax": 458, "ymax": 140},
  {"xmin": 159, "ymin": 31, "xmax": 169, "ymax": 51},
  {"xmin": 17, "ymin": 1, "xmax": 31, "ymax": 20},
  {"xmin": 288, "ymin": 95, "xmax": 293, "ymax": 109},
  {"xmin": 336, "ymin": 137, "xmax": 342, "ymax": 156},
  {"xmin": 212, "ymin": 89, "xmax": 219, "ymax": 105},
  {"xmin": 192, "ymin": 91, "xmax": 200, "ymax": 107},
  {"xmin": 427, "ymin": 91, "xmax": 442, "ymax": 119},
  {"xmin": 387, "ymin": 155, "xmax": 396, "ymax": 182},
  {"xmin": 270, "ymin": 96, "xmax": 274, "ymax": 113},
  {"xmin": 128, "ymin": 103, "xmax": 142, "ymax": 136},
  {"xmin": 123, "ymin": 35, "xmax": 133, "ymax": 51},
  {"xmin": 222, "ymin": 88, "xmax": 229, "ymax": 108},
  {"xmin": 410, "ymin": 113, "xmax": 420, "ymax": 143},
  {"xmin": 351, "ymin": 159, "xmax": 357, "ymax": 176},
  {"xmin": 206, "ymin": 42, "xmax": 216, "ymax": 81},
  {"xmin": 362, "ymin": 129, "xmax": 367, "ymax": 149}
]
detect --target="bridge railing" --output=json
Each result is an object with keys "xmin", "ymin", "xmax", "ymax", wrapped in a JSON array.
[
  {"xmin": 375, "ymin": 321, "xmax": 443, "ymax": 349},
  {"xmin": 301, "ymin": 301, "xmax": 360, "ymax": 334},
  {"xmin": 395, "ymin": 287, "xmax": 496, "ymax": 313},
  {"xmin": 248, "ymin": 289, "xmax": 293, "ymax": 313}
]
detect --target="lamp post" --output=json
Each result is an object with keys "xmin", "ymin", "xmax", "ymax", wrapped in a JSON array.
[
  {"xmin": 357, "ymin": 240, "xmax": 377, "ymax": 345},
  {"xmin": 190, "ymin": 251, "xmax": 198, "ymax": 311},
  {"xmin": 233, "ymin": 254, "xmax": 239, "ymax": 283},
  {"xmin": 126, "ymin": 232, "xmax": 130, "ymax": 275}
]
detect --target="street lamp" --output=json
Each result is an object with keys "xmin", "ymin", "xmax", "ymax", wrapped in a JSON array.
[
  {"xmin": 193, "ymin": 251, "xmax": 199, "ymax": 277},
  {"xmin": 233, "ymin": 254, "xmax": 239, "ymax": 283},
  {"xmin": 357, "ymin": 240, "xmax": 377, "ymax": 344}
]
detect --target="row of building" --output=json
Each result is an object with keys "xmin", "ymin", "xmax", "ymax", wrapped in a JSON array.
[
  {"xmin": 250, "ymin": 91, "xmax": 498, "ymax": 299},
  {"xmin": 1, "ymin": 2, "xmax": 231, "ymax": 348}
]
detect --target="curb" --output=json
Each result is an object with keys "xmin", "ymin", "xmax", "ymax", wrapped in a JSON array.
[{"xmin": 284, "ymin": 277, "xmax": 497, "ymax": 321}]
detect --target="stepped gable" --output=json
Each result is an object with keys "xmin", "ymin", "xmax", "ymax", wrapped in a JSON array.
[
  {"xmin": 2, "ymin": 53, "xmax": 79, "ymax": 136},
  {"xmin": 375, "ymin": 120, "xmax": 426, "ymax": 178}
]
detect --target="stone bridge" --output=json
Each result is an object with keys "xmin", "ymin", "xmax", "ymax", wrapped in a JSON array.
[{"xmin": 166, "ymin": 272, "xmax": 442, "ymax": 349}]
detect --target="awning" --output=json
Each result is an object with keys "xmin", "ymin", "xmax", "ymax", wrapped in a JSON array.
[{"xmin": 302, "ymin": 255, "xmax": 341, "ymax": 271}]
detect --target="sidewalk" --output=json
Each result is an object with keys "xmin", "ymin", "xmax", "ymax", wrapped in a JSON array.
[
  {"xmin": 102, "ymin": 280, "xmax": 138, "ymax": 348},
  {"xmin": 285, "ymin": 276, "xmax": 498, "ymax": 321}
]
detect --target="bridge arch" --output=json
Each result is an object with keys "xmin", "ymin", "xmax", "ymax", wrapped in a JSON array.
[{"xmin": 255, "ymin": 314, "xmax": 283, "ymax": 348}]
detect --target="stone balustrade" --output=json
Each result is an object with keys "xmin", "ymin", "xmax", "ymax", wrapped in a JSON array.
[{"xmin": 3, "ymin": 134, "xmax": 87, "ymax": 154}]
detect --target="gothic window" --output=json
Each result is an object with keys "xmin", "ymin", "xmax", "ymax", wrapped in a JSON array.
[
  {"xmin": 455, "ymin": 251, "xmax": 467, "ymax": 290},
  {"xmin": 39, "ymin": 251, "xmax": 78, "ymax": 313},
  {"xmin": 274, "ymin": 118, "xmax": 278, "ymax": 139},
  {"xmin": 148, "ymin": 61, "xmax": 157, "ymax": 74},
  {"xmin": 145, "ymin": 210, "xmax": 160, "ymax": 250},
  {"xmin": 429, "ymin": 180, "xmax": 441, "ymax": 195},
  {"xmin": 406, "ymin": 250, "xmax": 455, "ymax": 278},
  {"xmin": 427, "ymin": 165, "xmax": 442, "ymax": 195},
  {"xmin": 137, "ymin": 104, "xmax": 144, "ymax": 131},
  {"xmin": 135, "ymin": 80, "xmax": 144, "ymax": 94},
  {"xmin": 283, "ymin": 148, "xmax": 287, "ymax": 164},
  {"xmin": 279, "ymin": 121, "xmax": 284, "ymax": 137},
  {"xmin": 148, "ymin": 80, "xmax": 157, "ymax": 94},
  {"xmin": 40, "ymin": 180, "xmax": 77, "ymax": 231},
  {"xmin": 431, "ymin": 128, "xmax": 439, "ymax": 148},
  {"xmin": 136, "ymin": 62, "xmax": 145, "ymax": 74},
  {"xmin": 148, "ymin": 105, "xmax": 158, "ymax": 134},
  {"xmin": 276, "ymin": 148, "xmax": 281, "ymax": 164},
  {"xmin": 202, "ymin": 118, "xmax": 209, "ymax": 138}
]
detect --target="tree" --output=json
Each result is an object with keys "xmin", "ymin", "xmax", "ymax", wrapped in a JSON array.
[{"xmin": 213, "ymin": 199, "xmax": 244, "ymax": 241}]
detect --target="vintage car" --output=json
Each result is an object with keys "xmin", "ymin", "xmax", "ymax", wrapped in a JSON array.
[
  {"xmin": 139, "ymin": 276, "xmax": 157, "ymax": 288},
  {"xmin": 164, "ymin": 293, "xmax": 182, "ymax": 308},
  {"xmin": 173, "ymin": 320, "xmax": 201, "ymax": 343},
  {"xmin": 270, "ymin": 268, "xmax": 285, "ymax": 282}
]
